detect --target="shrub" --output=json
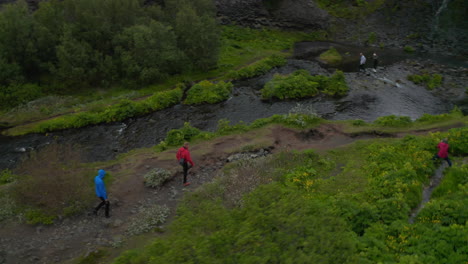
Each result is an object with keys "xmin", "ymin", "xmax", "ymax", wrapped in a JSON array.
[
  {"xmin": 184, "ymin": 80, "xmax": 233, "ymax": 105},
  {"xmin": 11, "ymin": 143, "xmax": 94, "ymax": 222},
  {"xmin": 261, "ymin": 70, "xmax": 320, "ymax": 100},
  {"xmin": 0, "ymin": 169, "xmax": 16, "ymax": 185},
  {"xmin": 368, "ymin": 32, "xmax": 377, "ymax": 44},
  {"xmin": 126, "ymin": 205, "xmax": 169, "ymax": 235},
  {"xmin": 373, "ymin": 115, "xmax": 412, "ymax": 127},
  {"xmin": 319, "ymin": 47, "xmax": 342, "ymax": 64},
  {"xmin": 322, "ymin": 70, "xmax": 348, "ymax": 96},
  {"xmin": 0, "ymin": 194, "xmax": 16, "ymax": 221},
  {"xmin": 0, "ymin": 83, "xmax": 44, "ymax": 110},
  {"xmin": 404, "ymin": 45, "xmax": 415, "ymax": 53},
  {"xmin": 352, "ymin": 119, "xmax": 367, "ymax": 126},
  {"xmin": 408, "ymin": 73, "xmax": 443, "ymax": 90},
  {"xmin": 164, "ymin": 122, "xmax": 202, "ymax": 146},
  {"xmin": 144, "ymin": 168, "xmax": 172, "ymax": 188},
  {"xmin": 261, "ymin": 70, "xmax": 348, "ymax": 100},
  {"xmin": 24, "ymin": 209, "xmax": 55, "ymax": 225}
]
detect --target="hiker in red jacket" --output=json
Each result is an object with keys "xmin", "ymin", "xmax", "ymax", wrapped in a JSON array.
[
  {"xmin": 432, "ymin": 138, "xmax": 452, "ymax": 167},
  {"xmin": 176, "ymin": 142, "xmax": 195, "ymax": 186}
]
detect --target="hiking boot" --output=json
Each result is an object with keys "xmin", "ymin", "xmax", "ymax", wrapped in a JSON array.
[
  {"xmin": 183, "ymin": 182, "xmax": 191, "ymax": 187},
  {"xmin": 92, "ymin": 210, "xmax": 98, "ymax": 216}
]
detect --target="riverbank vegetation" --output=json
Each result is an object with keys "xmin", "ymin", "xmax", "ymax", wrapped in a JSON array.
[
  {"xmin": 0, "ymin": 0, "xmax": 324, "ymax": 135},
  {"xmin": 261, "ymin": 69, "xmax": 348, "ymax": 100},
  {"xmin": 184, "ymin": 80, "xmax": 233, "ymax": 105}
]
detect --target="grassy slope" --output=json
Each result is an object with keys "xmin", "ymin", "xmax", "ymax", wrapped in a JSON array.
[{"xmin": 67, "ymin": 115, "xmax": 465, "ymax": 263}]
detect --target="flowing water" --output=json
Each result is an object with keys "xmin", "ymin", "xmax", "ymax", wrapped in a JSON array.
[{"xmin": 0, "ymin": 42, "xmax": 465, "ymax": 170}]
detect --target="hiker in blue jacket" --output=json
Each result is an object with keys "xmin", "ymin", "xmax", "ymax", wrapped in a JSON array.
[{"xmin": 93, "ymin": 169, "xmax": 110, "ymax": 218}]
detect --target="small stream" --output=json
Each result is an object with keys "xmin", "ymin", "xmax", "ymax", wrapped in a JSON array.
[{"xmin": 0, "ymin": 42, "xmax": 466, "ymax": 170}]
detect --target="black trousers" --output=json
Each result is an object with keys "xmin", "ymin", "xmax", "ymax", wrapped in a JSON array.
[
  {"xmin": 359, "ymin": 64, "xmax": 365, "ymax": 72},
  {"xmin": 94, "ymin": 197, "xmax": 110, "ymax": 217},
  {"xmin": 181, "ymin": 162, "xmax": 192, "ymax": 183},
  {"xmin": 373, "ymin": 59, "xmax": 378, "ymax": 69}
]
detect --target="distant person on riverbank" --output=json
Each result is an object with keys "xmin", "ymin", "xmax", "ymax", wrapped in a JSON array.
[
  {"xmin": 432, "ymin": 138, "xmax": 452, "ymax": 167},
  {"xmin": 359, "ymin": 53, "xmax": 366, "ymax": 72},
  {"xmin": 373, "ymin": 52, "xmax": 379, "ymax": 72},
  {"xmin": 176, "ymin": 142, "xmax": 195, "ymax": 186},
  {"xmin": 93, "ymin": 169, "xmax": 110, "ymax": 218}
]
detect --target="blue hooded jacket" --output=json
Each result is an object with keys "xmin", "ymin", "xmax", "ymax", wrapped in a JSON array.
[{"xmin": 94, "ymin": 169, "xmax": 107, "ymax": 199}]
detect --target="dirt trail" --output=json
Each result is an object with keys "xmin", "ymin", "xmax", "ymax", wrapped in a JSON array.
[{"xmin": 0, "ymin": 123, "xmax": 460, "ymax": 264}]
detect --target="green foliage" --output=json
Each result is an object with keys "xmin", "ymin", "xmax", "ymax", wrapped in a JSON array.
[
  {"xmin": 115, "ymin": 129, "xmax": 468, "ymax": 263},
  {"xmin": 0, "ymin": 169, "xmax": 16, "ymax": 185},
  {"xmin": 24, "ymin": 209, "xmax": 55, "ymax": 225},
  {"xmin": 352, "ymin": 119, "xmax": 367, "ymax": 126},
  {"xmin": 373, "ymin": 115, "xmax": 412, "ymax": 127},
  {"xmin": 0, "ymin": 194, "xmax": 16, "ymax": 221},
  {"xmin": 32, "ymin": 88, "xmax": 182, "ymax": 134},
  {"xmin": 184, "ymin": 80, "xmax": 233, "ymax": 105},
  {"xmin": 368, "ymin": 32, "xmax": 377, "ymax": 44},
  {"xmin": 261, "ymin": 69, "xmax": 348, "ymax": 100},
  {"xmin": 403, "ymin": 45, "xmax": 415, "ymax": 53},
  {"xmin": 0, "ymin": 83, "xmax": 44, "ymax": 110},
  {"xmin": 408, "ymin": 73, "xmax": 443, "ymax": 90},
  {"xmin": 164, "ymin": 122, "xmax": 203, "ymax": 147},
  {"xmin": 143, "ymin": 168, "xmax": 172, "ymax": 188},
  {"xmin": 319, "ymin": 47, "xmax": 343, "ymax": 64},
  {"xmin": 227, "ymin": 54, "xmax": 287, "ymax": 80},
  {"xmin": 77, "ymin": 249, "xmax": 108, "ymax": 264},
  {"xmin": 0, "ymin": 0, "xmax": 220, "ymax": 90}
]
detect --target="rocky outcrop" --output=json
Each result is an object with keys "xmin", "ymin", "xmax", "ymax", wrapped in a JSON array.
[{"xmin": 215, "ymin": 0, "xmax": 329, "ymax": 30}]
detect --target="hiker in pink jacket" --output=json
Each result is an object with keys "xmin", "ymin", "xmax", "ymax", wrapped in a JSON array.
[{"xmin": 432, "ymin": 138, "xmax": 452, "ymax": 167}]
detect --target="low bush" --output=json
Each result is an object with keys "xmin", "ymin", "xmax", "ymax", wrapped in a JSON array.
[
  {"xmin": 11, "ymin": 143, "xmax": 95, "ymax": 223},
  {"xmin": 144, "ymin": 168, "xmax": 172, "ymax": 188},
  {"xmin": 0, "ymin": 169, "xmax": 16, "ymax": 185},
  {"xmin": 373, "ymin": 115, "xmax": 412, "ymax": 127},
  {"xmin": 322, "ymin": 70, "xmax": 348, "ymax": 96},
  {"xmin": 261, "ymin": 70, "xmax": 348, "ymax": 100},
  {"xmin": 184, "ymin": 80, "xmax": 233, "ymax": 105},
  {"xmin": 0, "ymin": 83, "xmax": 44, "ymax": 110},
  {"xmin": 408, "ymin": 73, "xmax": 443, "ymax": 90},
  {"xmin": 126, "ymin": 205, "xmax": 170, "ymax": 236},
  {"xmin": 0, "ymin": 194, "xmax": 16, "ymax": 221},
  {"xmin": 319, "ymin": 47, "xmax": 342, "ymax": 64},
  {"xmin": 352, "ymin": 119, "xmax": 367, "ymax": 126},
  {"xmin": 404, "ymin": 45, "xmax": 415, "ymax": 53}
]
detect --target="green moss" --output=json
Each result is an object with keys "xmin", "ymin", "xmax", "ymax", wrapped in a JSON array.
[{"xmin": 319, "ymin": 47, "xmax": 343, "ymax": 64}]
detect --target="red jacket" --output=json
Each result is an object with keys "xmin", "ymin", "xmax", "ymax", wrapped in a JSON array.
[
  {"xmin": 176, "ymin": 147, "xmax": 194, "ymax": 166},
  {"xmin": 437, "ymin": 142, "xmax": 449, "ymax": 158}
]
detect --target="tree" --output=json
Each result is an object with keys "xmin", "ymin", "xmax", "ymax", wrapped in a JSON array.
[
  {"xmin": 0, "ymin": 0, "xmax": 37, "ymax": 81},
  {"xmin": 114, "ymin": 20, "xmax": 187, "ymax": 85},
  {"xmin": 166, "ymin": 0, "xmax": 220, "ymax": 70}
]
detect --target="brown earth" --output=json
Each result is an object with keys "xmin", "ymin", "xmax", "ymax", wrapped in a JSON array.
[{"xmin": 0, "ymin": 123, "xmax": 464, "ymax": 264}]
